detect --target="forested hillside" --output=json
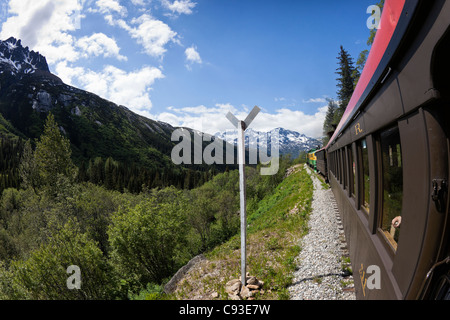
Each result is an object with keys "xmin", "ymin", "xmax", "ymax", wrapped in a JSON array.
[{"xmin": 0, "ymin": 113, "xmax": 293, "ymax": 299}]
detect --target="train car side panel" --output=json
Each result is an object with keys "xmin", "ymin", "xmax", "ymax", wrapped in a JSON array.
[
  {"xmin": 329, "ymin": 173, "xmax": 402, "ymax": 299},
  {"xmin": 325, "ymin": 0, "xmax": 450, "ymax": 299}
]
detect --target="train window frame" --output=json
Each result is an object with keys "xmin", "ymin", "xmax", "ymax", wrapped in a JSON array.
[
  {"xmin": 330, "ymin": 152, "xmax": 334, "ymax": 176},
  {"xmin": 347, "ymin": 145, "xmax": 355, "ymax": 198},
  {"xmin": 359, "ymin": 138, "xmax": 370, "ymax": 215},
  {"xmin": 333, "ymin": 151, "xmax": 336, "ymax": 177},
  {"xmin": 334, "ymin": 150, "xmax": 338, "ymax": 180},
  {"xmin": 342, "ymin": 147, "xmax": 348, "ymax": 190},
  {"xmin": 333, "ymin": 151, "xmax": 337, "ymax": 177},
  {"xmin": 337, "ymin": 149, "xmax": 341, "ymax": 183},
  {"xmin": 341, "ymin": 148, "xmax": 344, "ymax": 185},
  {"xmin": 350, "ymin": 143, "xmax": 357, "ymax": 200},
  {"xmin": 335, "ymin": 150, "xmax": 338, "ymax": 180},
  {"xmin": 375, "ymin": 125, "xmax": 404, "ymax": 254}
]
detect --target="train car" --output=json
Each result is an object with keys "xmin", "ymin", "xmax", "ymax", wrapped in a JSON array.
[
  {"xmin": 306, "ymin": 149, "xmax": 317, "ymax": 171},
  {"xmin": 315, "ymin": 148, "xmax": 328, "ymax": 183},
  {"xmin": 326, "ymin": 0, "xmax": 449, "ymax": 299}
]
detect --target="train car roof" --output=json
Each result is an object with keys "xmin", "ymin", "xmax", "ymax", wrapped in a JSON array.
[
  {"xmin": 315, "ymin": 147, "xmax": 326, "ymax": 153},
  {"xmin": 326, "ymin": 0, "xmax": 419, "ymax": 149}
]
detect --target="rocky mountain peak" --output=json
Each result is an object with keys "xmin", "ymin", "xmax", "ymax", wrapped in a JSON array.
[
  {"xmin": 215, "ymin": 127, "xmax": 322, "ymax": 158},
  {"xmin": 0, "ymin": 37, "xmax": 50, "ymax": 74}
]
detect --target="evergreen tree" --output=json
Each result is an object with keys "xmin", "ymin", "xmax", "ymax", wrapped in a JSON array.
[
  {"xmin": 19, "ymin": 140, "xmax": 38, "ymax": 192},
  {"xmin": 104, "ymin": 157, "xmax": 116, "ymax": 190},
  {"xmin": 353, "ymin": 49, "xmax": 369, "ymax": 89},
  {"xmin": 336, "ymin": 46, "xmax": 357, "ymax": 112},
  {"xmin": 322, "ymin": 98, "xmax": 338, "ymax": 145},
  {"xmin": 33, "ymin": 113, "xmax": 77, "ymax": 195}
]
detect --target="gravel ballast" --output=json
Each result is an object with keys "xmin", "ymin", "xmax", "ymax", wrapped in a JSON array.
[{"xmin": 288, "ymin": 165, "xmax": 355, "ymax": 300}]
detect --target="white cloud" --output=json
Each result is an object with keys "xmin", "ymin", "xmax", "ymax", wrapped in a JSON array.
[
  {"xmin": 76, "ymin": 33, "xmax": 127, "ymax": 61},
  {"xmin": 55, "ymin": 60, "xmax": 86, "ymax": 85},
  {"xmin": 156, "ymin": 103, "xmax": 239, "ymax": 132},
  {"xmin": 80, "ymin": 65, "xmax": 164, "ymax": 115},
  {"xmin": 154, "ymin": 103, "xmax": 327, "ymax": 138},
  {"xmin": 0, "ymin": 0, "xmax": 83, "ymax": 64},
  {"xmin": 56, "ymin": 62, "xmax": 164, "ymax": 116},
  {"xmin": 95, "ymin": 0, "xmax": 127, "ymax": 17},
  {"xmin": 303, "ymin": 97, "xmax": 327, "ymax": 103},
  {"xmin": 185, "ymin": 45, "xmax": 201, "ymax": 69},
  {"xmin": 131, "ymin": 0, "xmax": 146, "ymax": 5},
  {"xmin": 161, "ymin": 0, "xmax": 196, "ymax": 15},
  {"xmin": 114, "ymin": 14, "xmax": 178, "ymax": 59}
]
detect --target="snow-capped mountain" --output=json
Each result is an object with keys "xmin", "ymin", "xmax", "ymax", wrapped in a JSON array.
[
  {"xmin": 214, "ymin": 127, "xmax": 322, "ymax": 158},
  {"xmin": 0, "ymin": 37, "xmax": 50, "ymax": 75}
]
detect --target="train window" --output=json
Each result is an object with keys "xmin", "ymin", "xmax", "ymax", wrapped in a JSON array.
[
  {"xmin": 379, "ymin": 126, "xmax": 403, "ymax": 252},
  {"xmin": 361, "ymin": 139, "xmax": 370, "ymax": 213},
  {"xmin": 343, "ymin": 148, "xmax": 347, "ymax": 190},
  {"xmin": 333, "ymin": 152, "xmax": 336, "ymax": 176},
  {"xmin": 335, "ymin": 150, "xmax": 338, "ymax": 180},
  {"xmin": 349, "ymin": 146, "xmax": 356, "ymax": 198},
  {"xmin": 333, "ymin": 152, "xmax": 337, "ymax": 176},
  {"xmin": 337, "ymin": 149, "xmax": 341, "ymax": 182},
  {"xmin": 334, "ymin": 151, "xmax": 337, "ymax": 176},
  {"xmin": 330, "ymin": 152, "xmax": 334, "ymax": 175},
  {"xmin": 341, "ymin": 149, "xmax": 344, "ymax": 184}
]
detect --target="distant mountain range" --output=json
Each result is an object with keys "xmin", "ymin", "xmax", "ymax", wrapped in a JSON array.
[{"xmin": 215, "ymin": 127, "xmax": 321, "ymax": 159}]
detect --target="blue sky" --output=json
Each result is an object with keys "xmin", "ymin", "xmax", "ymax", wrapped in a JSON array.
[{"xmin": 0, "ymin": 0, "xmax": 378, "ymax": 138}]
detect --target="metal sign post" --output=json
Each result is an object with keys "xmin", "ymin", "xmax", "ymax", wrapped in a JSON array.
[{"xmin": 226, "ymin": 106, "xmax": 260, "ymax": 286}]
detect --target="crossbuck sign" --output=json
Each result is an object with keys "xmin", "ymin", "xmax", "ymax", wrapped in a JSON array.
[{"xmin": 226, "ymin": 106, "xmax": 261, "ymax": 286}]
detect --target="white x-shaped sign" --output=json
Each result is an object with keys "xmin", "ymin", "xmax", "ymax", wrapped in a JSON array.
[{"xmin": 226, "ymin": 106, "xmax": 261, "ymax": 130}]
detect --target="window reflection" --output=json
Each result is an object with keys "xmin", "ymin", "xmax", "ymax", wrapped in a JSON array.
[
  {"xmin": 349, "ymin": 147, "xmax": 355, "ymax": 198},
  {"xmin": 361, "ymin": 139, "xmax": 370, "ymax": 213},
  {"xmin": 380, "ymin": 127, "xmax": 403, "ymax": 251}
]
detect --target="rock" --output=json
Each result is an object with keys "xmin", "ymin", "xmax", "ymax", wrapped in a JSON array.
[
  {"xmin": 59, "ymin": 94, "xmax": 73, "ymax": 107},
  {"xmin": 37, "ymin": 90, "xmax": 52, "ymax": 108},
  {"xmin": 240, "ymin": 285, "xmax": 253, "ymax": 299},
  {"xmin": 247, "ymin": 284, "xmax": 260, "ymax": 290},
  {"xmin": 163, "ymin": 254, "xmax": 207, "ymax": 294},
  {"xmin": 226, "ymin": 275, "xmax": 265, "ymax": 300},
  {"xmin": 71, "ymin": 106, "xmax": 82, "ymax": 116},
  {"xmin": 247, "ymin": 276, "xmax": 258, "ymax": 285},
  {"xmin": 230, "ymin": 294, "xmax": 241, "ymax": 300},
  {"xmin": 225, "ymin": 279, "xmax": 241, "ymax": 296}
]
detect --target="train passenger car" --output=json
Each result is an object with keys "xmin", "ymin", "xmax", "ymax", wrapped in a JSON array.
[
  {"xmin": 315, "ymin": 148, "xmax": 328, "ymax": 182},
  {"xmin": 326, "ymin": 0, "xmax": 449, "ymax": 299},
  {"xmin": 306, "ymin": 149, "xmax": 317, "ymax": 171}
]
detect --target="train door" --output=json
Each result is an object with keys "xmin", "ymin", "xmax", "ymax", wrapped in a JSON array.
[
  {"xmin": 394, "ymin": 103, "xmax": 449, "ymax": 300},
  {"xmin": 416, "ymin": 26, "xmax": 450, "ymax": 299},
  {"xmin": 415, "ymin": 105, "xmax": 450, "ymax": 300}
]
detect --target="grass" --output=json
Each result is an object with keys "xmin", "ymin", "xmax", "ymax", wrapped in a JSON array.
[{"xmin": 173, "ymin": 165, "xmax": 314, "ymax": 300}]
